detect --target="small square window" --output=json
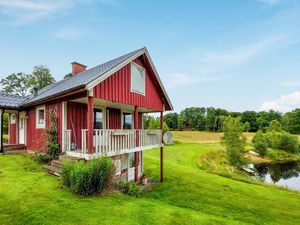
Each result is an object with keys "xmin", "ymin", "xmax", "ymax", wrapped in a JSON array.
[
  {"xmin": 36, "ymin": 106, "xmax": 45, "ymax": 129},
  {"xmin": 131, "ymin": 62, "xmax": 145, "ymax": 95}
]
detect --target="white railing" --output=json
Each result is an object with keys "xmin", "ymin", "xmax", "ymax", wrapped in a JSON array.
[
  {"xmin": 77, "ymin": 129, "xmax": 162, "ymax": 157},
  {"xmin": 65, "ymin": 129, "xmax": 71, "ymax": 152}
]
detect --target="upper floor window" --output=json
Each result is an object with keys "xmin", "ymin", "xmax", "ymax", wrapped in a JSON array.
[
  {"xmin": 131, "ymin": 62, "xmax": 145, "ymax": 95},
  {"xmin": 36, "ymin": 106, "xmax": 45, "ymax": 129}
]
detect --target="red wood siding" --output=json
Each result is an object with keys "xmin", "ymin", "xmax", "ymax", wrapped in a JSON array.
[
  {"xmin": 138, "ymin": 113, "xmax": 143, "ymax": 129},
  {"xmin": 108, "ymin": 108, "xmax": 121, "ymax": 129},
  {"xmin": 67, "ymin": 102, "xmax": 87, "ymax": 148},
  {"xmin": 9, "ymin": 114, "xmax": 17, "ymax": 144},
  {"xmin": 93, "ymin": 57, "xmax": 164, "ymax": 112},
  {"xmin": 26, "ymin": 107, "xmax": 47, "ymax": 150}
]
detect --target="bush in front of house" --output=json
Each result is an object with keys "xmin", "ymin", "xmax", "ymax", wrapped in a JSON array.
[
  {"xmin": 61, "ymin": 157, "xmax": 114, "ymax": 196},
  {"xmin": 252, "ymin": 131, "xmax": 268, "ymax": 156},
  {"xmin": 118, "ymin": 182, "xmax": 141, "ymax": 198}
]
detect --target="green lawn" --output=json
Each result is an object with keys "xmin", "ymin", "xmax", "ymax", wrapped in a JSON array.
[{"xmin": 1, "ymin": 136, "xmax": 300, "ymax": 224}]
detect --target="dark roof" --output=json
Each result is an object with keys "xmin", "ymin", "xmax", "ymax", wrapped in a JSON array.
[
  {"xmin": 23, "ymin": 47, "xmax": 145, "ymax": 106},
  {"xmin": 0, "ymin": 92, "xmax": 30, "ymax": 109}
]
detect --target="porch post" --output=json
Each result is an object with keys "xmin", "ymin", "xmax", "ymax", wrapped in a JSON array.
[
  {"xmin": 87, "ymin": 95, "xmax": 94, "ymax": 154},
  {"xmin": 0, "ymin": 109, "xmax": 3, "ymax": 154},
  {"xmin": 160, "ymin": 111, "xmax": 164, "ymax": 183},
  {"xmin": 134, "ymin": 106, "xmax": 139, "ymax": 182}
]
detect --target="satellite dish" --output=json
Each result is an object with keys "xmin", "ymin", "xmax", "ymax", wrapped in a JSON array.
[{"xmin": 163, "ymin": 132, "xmax": 173, "ymax": 145}]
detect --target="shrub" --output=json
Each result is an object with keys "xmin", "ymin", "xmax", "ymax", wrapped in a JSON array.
[
  {"xmin": 33, "ymin": 152, "xmax": 52, "ymax": 163},
  {"xmin": 118, "ymin": 182, "xmax": 141, "ymax": 197},
  {"xmin": 267, "ymin": 120, "xmax": 282, "ymax": 132},
  {"xmin": 252, "ymin": 131, "xmax": 268, "ymax": 156},
  {"xmin": 277, "ymin": 132, "xmax": 299, "ymax": 154},
  {"xmin": 61, "ymin": 158, "xmax": 113, "ymax": 196},
  {"xmin": 222, "ymin": 116, "xmax": 246, "ymax": 167},
  {"xmin": 265, "ymin": 131, "xmax": 281, "ymax": 149}
]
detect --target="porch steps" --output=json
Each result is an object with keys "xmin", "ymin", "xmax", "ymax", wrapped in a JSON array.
[{"xmin": 43, "ymin": 155, "xmax": 84, "ymax": 177}]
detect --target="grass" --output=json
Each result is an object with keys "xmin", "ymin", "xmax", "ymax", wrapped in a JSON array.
[
  {"xmin": 1, "ymin": 132, "xmax": 300, "ymax": 224},
  {"xmin": 172, "ymin": 131, "xmax": 255, "ymax": 143}
]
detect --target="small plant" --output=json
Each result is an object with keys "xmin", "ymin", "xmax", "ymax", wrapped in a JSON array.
[
  {"xmin": 33, "ymin": 152, "xmax": 52, "ymax": 163},
  {"xmin": 61, "ymin": 158, "xmax": 113, "ymax": 196},
  {"xmin": 118, "ymin": 182, "xmax": 141, "ymax": 197},
  {"xmin": 252, "ymin": 131, "xmax": 268, "ymax": 156}
]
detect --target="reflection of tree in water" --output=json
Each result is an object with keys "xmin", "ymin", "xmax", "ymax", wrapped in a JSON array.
[{"xmin": 254, "ymin": 162, "xmax": 300, "ymax": 183}]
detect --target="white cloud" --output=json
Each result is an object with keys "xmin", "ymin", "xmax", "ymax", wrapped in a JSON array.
[
  {"xmin": 257, "ymin": 0, "xmax": 281, "ymax": 6},
  {"xmin": 194, "ymin": 34, "xmax": 290, "ymax": 74},
  {"xmin": 54, "ymin": 28, "xmax": 86, "ymax": 39},
  {"xmin": 0, "ymin": 0, "xmax": 120, "ymax": 25},
  {"xmin": 165, "ymin": 73, "xmax": 229, "ymax": 89},
  {"xmin": 260, "ymin": 92, "xmax": 300, "ymax": 112}
]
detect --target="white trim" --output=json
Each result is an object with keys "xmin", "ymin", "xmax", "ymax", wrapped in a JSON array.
[
  {"xmin": 89, "ymin": 89, "xmax": 94, "ymax": 97},
  {"xmin": 130, "ymin": 62, "xmax": 146, "ymax": 96},
  {"xmin": 36, "ymin": 105, "xmax": 45, "ymax": 129},
  {"xmin": 18, "ymin": 112, "xmax": 26, "ymax": 145},
  {"xmin": 10, "ymin": 114, "xmax": 16, "ymax": 124},
  {"xmin": 61, "ymin": 102, "xmax": 67, "ymax": 152}
]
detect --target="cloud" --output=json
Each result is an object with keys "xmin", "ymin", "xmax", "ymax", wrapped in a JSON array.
[
  {"xmin": 280, "ymin": 81, "xmax": 300, "ymax": 87},
  {"xmin": 165, "ymin": 73, "xmax": 229, "ymax": 89},
  {"xmin": 260, "ymin": 92, "xmax": 300, "ymax": 112},
  {"xmin": 257, "ymin": 0, "xmax": 281, "ymax": 6},
  {"xmin": 54, "ymin": 28, "xmax": 86, "ymax": 39},
  {"xmin": 0, "ymin": 0, "xmax": 120, "ymax": 25},
  {"xmin": 193, "ymin": 34, "xmax": 291, "ymax": 74}
]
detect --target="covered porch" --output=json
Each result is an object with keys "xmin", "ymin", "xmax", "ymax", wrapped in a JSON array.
[{"xmin": 61, "ymin": 95, "xmax": 165, "ymax": 182}]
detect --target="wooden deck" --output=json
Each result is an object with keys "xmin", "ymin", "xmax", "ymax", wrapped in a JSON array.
[{"xmin": 2, "ymin": 144, "xmax": 26, "ymax": 153}]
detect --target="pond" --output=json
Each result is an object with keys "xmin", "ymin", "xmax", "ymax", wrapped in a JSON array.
[{"xmin": 250, "ymin": 161, "xmax": 300, "ymax": 191}]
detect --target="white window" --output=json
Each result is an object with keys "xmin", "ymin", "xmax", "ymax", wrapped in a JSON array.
[
  {"xmin": 131, "ymin": 62, "xmax": 145, "ymax": 95},
  {"xmin": 36, "ymin": 106, "xmax": 45, "ymax": 129},
  {"xmin": 11, "ymin": 114, "xmax": 16, "ymax": 124}
]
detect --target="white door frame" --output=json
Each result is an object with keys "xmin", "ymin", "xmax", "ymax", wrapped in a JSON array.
[{"xmin": 18, "ymin": 112, "xmax": 26, "ymax": 145}]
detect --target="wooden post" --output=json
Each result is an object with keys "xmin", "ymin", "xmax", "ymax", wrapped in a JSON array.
[
  {"xmin": 87, "ymin": 96, "xmax": 94, "ymax": 154},
  {"xmin": 160, "ymin": 111, "xmax": 164, "ymax": 183},
  {"xmin": 0, "ymin": 109, "xmax": 3, "ymax": 154},
  {"xmin": 134, "ymin": 106, "xmax": 139, "ymax": 182}
]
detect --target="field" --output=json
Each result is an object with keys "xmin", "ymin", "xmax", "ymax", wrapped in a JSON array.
[{"xmin": 1, "ymin": 132, "xmax": 300, "ymax": 224}]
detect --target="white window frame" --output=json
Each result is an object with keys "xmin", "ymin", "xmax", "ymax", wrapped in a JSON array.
[
  {"xmin": 130, "ymin": 62, "xmax": 146, "ymax": 96},
  {"xmin": 36, "ymin": 105, "xmax": 45, "ymax": 129}
]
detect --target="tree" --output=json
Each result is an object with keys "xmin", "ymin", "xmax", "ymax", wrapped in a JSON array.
[
  {"xmin": 241, "ymin": 111, "xmax": 258, "ymax": 132},
  {"xmin": 0, "ymin": 72, "xmax": 30, "ymax": 96},
  {"xmin": 222, "ymin": 116, "xmax": 246, "ymax": 166},
  {"xmin": 282, "ymin": 109, "xmax": 300, "ymax": 134},
  {"xmin": 179, "ymin": 107, "xmax": 206, "ymax": 130},
  {"xmin": 267, "ymin": 120, "xmax": 282, "ymax": 132},
  {"xmin": 257, "ymin": 110, "xmax": 282, "ymax": 131},
  {"xmin": 64, "ymin": 73, "xmax": 73, "ymax": 79},
  {"xmin": 29, "ymin": 65, "xmax": 55, "ymax": 93},
  {"xmin": 243, "ymin": 121, "xmax": 251, "ymax": 132},
  {"xmin": 164, "ymin": 113, "xmax": 178, "ymax": 130},
  {"xmin": 252, "ymin": 131, "xmax": 268, "ymax": 156}
]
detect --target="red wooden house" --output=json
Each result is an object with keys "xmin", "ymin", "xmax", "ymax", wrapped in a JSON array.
[{"xmin": 0, "ymin": 47, "xmax": 173, "ymax": 182}]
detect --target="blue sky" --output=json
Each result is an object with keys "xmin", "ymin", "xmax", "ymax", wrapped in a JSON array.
[{"xmin": 0, "ymin": 0, "xmax": 300, "ymax": 113}]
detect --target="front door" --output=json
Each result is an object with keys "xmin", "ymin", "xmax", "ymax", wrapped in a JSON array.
[
  {"xmin": 128, "ymin": 152, "xmax": 135, "ymax": 181},
  {"xmin": 19, "ymin": 113, "xmax": 25, "ymax": 144}
]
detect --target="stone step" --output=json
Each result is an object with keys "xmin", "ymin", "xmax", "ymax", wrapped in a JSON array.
[
  {"xmin": 43, "ymin": 164, "xmax": 61, "ymax": 177},
  {"xmin": 59, "ymin": 154, "xmax": 84, "ymax": 162},
  {"xmin": 4, "ymin": 149, "xmax": 27, "ymax": 154},
  {"xmin": 4, "ymin": 144, "xmax": 26, "ymax": 151},
  {"xmin": 51, "ymin": 160, "xmax": 63, "ymax": 168}
]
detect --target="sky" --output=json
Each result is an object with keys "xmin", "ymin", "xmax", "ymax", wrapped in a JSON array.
[{"xmin": 0, "ymin": 0, "xmax": 300, "ymax": 113}]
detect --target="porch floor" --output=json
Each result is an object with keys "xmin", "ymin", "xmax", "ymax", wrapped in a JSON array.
[{"xmin": 2, "ymin": 144, "xmax": 26, "ymax": 153}]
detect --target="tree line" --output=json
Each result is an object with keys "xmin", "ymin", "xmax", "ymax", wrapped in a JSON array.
[{"xmin": 161, "ymin": 107, "xmax": 300, "ymax": 134}]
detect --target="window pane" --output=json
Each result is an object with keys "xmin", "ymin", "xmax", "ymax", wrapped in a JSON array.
[
  {"xmin": 123, "ymin": 113, "xmax": 133, "ymax": 129},
  {"xmin": 131, "ymin": 63, "xmax": 145, "ymax": 94},
  {"xmin": 39, "ymin": 109, "xmax": 44, "ymax": 125},
  {"xmin": 94, "ymin": 110, "xmax": 103, "ymax": 129}
]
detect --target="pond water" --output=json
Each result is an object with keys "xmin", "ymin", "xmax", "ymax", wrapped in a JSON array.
[{"xmin": 250, "ymin": 161, "xmax": 300, "ymax": 191}]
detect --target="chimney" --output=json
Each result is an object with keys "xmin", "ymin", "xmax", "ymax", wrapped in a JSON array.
[
  {"xmin": 71, "ymin": 62, "xmax": 87, "ymax": 75},
  {"xmin": 33, "ymin": 85, "xmax": 38, "ymax": 97}
]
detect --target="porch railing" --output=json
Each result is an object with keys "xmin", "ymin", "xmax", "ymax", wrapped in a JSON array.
[{"xmin": 72, "ymin": 129, "xmax": 162, "ymax": 156}]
